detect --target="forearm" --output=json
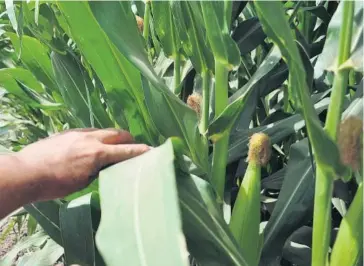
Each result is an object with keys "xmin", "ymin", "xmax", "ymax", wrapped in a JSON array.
[{"xmin": 0, "ymin": 154, "xmax": 42, "ymax": 219}]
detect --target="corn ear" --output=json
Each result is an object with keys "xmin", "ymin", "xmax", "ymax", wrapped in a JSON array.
[{"xmin": 229, "ymin": 133, "xmax": 271, "ymax": 266}]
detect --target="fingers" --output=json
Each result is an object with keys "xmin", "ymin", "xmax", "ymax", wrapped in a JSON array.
[
  {"xmin": 89, "ymin": 128, "xmax": 134, "ymax": 144},
  {"xmin": 100, "ymin": 143, "xmax": 150, "ymax": 165}
]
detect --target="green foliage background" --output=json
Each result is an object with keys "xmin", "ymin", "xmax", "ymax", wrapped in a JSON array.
[{"xmin": 0, "ymin": 1, "xmax": 362, "ymax": 266}]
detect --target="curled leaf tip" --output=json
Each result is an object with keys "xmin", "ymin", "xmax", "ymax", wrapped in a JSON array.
[
  {"xmin": 338, "ymin": 116, "xmax": 363, "ymax": 171},
  {"xmin": 187, "ymin": 93, "xmax": 202, "ymax": 117},
  {"xmin": 135, "ymin": 15, "xmax": 144, "ymax": 33},
  {"xmin": 248, "ymin": 133, "xmax": 271, "ymax": 166}
]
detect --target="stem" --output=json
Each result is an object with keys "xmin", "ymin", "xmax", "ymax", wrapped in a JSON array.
[
  {"xmin": 288, "ymin": 1, "xmax": 303, "ymax": 26},
  {"xmin": 143, "ymin": 1, "xmax": 151, "ymax": 42},
  {"xmin": 224, "ymin": 0, "xmax": 233, "ymax": 30},
  {"xmin": 211, "ymin": 61, "xmax": 229, "ymax": 201},
  {"xmin": 173, "ymin": 52, "xmax": 181, "ymax": 95},
  {"xmin": 312, "ymin": 3, "xmax": 354, "ymax": 265},
  {"xmin": 324, "ymin": 1, "xmax": 354, "ymax": 139},
  {"xmin": 312, "ymin": 166, "xmax": 334, "ymax": 266},
  {"xmin": 200, "ymin": 71, "xmax": 210, "ymax": 134}
]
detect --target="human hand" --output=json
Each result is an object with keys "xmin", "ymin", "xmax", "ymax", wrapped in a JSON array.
[{"xmin": 15, "ymin": 128, "xmax": 150, "ymax": 200}]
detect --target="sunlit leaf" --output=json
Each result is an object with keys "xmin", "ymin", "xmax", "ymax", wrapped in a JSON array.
[{"xmin": 96, "ymin": 139, "xmax": 189, "ymax": 266}]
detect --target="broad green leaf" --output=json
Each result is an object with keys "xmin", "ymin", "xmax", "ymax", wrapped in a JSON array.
[
  {"xmin": 151, "ymin": 1, "xmax": 179, "ymax": 58},
  {"xmin": 24, "ymin": 200, "xmax": 62, "ymax": 245},
  {"xmin": 0, "ymin": 67, "xmax": 44, "ymax": 93},
  {"xmin": 0, "ymin": 231, "xmax": 48, "ymax": 266},
  {"xmin": 200, "ymin": 1, "xmax": 240, "ymax": 69},
  {"xmin": 282, "ymin": 226, "xmax": 312, "ymax": 266},
  {"xmin": 227, "ymin": 98, "xmax": 330, "ymax": 164},
  {"xmin": 0, "ymin": 68, "xmax": 62, "ymax": 110},
  {"xmin": 16, "ymin": 238, "xmax": 64, "ymax": 266},
  {"xmin": 88, "ymin": 1, "xmax": 162, "ymax": 91},
  {"xmin": 315, "ymin": 1, "xmax": 363, "ymax": 74},
  {"xmin": 22, "ymin": 3, "xmax": 66, "ymax": 54},
  {"xmin": 170, "ymin": 1, "xmax": 214, "ymax": 74},
  {"xmin": 56, "ymin": 1, "xmax": 152, "ymax": 142},
  {"xmin": 88, "ymin": 0, "xmax": 159, "ymax": 141},
  {"xmin": 60, "ymin": 192, "xmax": 102, "ymax": 266},
  {"xmin": 260, "ymin": 139, "xmax": 315, "ymax": 263},
  {"xmin": 7, "ymin": 32, "xmax": 58, "ymax": 92},
  {"xmin": 176, "ymin": 171, "xmax": 248, "ymax": 266},
  {"xmin": 254, "ymin": 1, "xmax": 348, "ymax": 176},
  {"xmin": 88, "ymin": 0, "xmax": 208, "ymax": 168},
  {"xmin": 142, "ymin": 77, "xmax": 208, "ymax": 173},
  {"xmin": 27, "ymin": 214, "xmax": 37, "ymax": 236},
  {"xmin": 96, "ymin": 139, "xmax": 188, "ymax": 266},
  {"xmin": 5, "ymin": 0, "xmax": 17, "ymax": 34},
  {"xmin": 64, "ymin": 179, "xmax": 99, "ymax": 202},
  {"xmin": 51, "ymin": 52, "xmax": 113, "ymax": 129},
  {"xmin": 260, "ymin": 98, "xmax": 362, "ymax": 261},
  {"xmin": 208, "ymin": 45, "xmax": 281, "ymax": 141},
  {"xmin": 331, "ymin": 183, "xmax": 363, "ymax": 266},
  {"xmin": 232, "ymin": 17, "xmax": 266, "ymax": 55},
  {"xmin": 301, "ymin": 5, "xmax": 331, "ymax": 25}
]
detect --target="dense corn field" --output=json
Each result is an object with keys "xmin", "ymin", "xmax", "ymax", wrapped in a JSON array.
[{"xmin": 0, "ymin": 1, "xmax": 363, "ymax": 266}]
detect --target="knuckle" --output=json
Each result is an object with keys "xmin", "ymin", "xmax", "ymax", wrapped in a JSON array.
[
  {"xmin": 92, "ymin": 145, "xmax": 105, "ymax": 160},
  {"xmin": 123, "ymin": 146, "xmax": 133, "ymax": 157}
]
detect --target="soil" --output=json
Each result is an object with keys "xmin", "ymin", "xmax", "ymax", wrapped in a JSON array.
[
  {"xmin": 1, "ymin": 217, "xmax": 65, "ymax": 266},
  {"xmin": 0, "ymin": 216, "xmax": 27, "ymax": 260}
]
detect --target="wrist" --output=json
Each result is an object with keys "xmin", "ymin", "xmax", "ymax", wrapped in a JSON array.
[{"xmin": 13, "ymin": 152, "xmax": 50, "ymax": 202}]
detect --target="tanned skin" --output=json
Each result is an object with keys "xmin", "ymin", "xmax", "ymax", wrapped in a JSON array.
[{"xmin": 0, "ymin": 128, "xmax": 150, "ymax": 219}]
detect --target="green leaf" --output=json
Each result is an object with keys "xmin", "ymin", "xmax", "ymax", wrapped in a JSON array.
[
  {"xmin": 7, "ymin": 32, "xmax": 58, "ymax": 93},
  {"xmin": 24, "ymin": 200, "xmax": 62, "ymax": 245},
  {"xmin": 88, "ymin": 1, "xmax": 162, "ymax": 91},
  {"xmin": 282, "ymin": 226, "xmax": 312, "ymax": 266},
  {"xmin": 96, "ymin": 139, "xmax": 188, "ymax": 266},
  {"xmin": 60, "ymin": 192, "xmax": 102, "ymax": 266},
  {"xmin": 51, "ymin": 51, "xmax": 114, "ymax": 129},
  {"xmin": 315, "ymin": 1, "xmax": 363, "ymax": 74},
  {"xmin": 0, "ymin": 231, "xmax": 48, "ymax": 266},
  {"xmin": 254, "ymin": 1, "xmax": 348, "ymax": 176},
  {"xmin": 88, "ymin": 0, "xmax": 160, "ymax": 140},
  {"xmin": 22, "ymin": 3, "xmax": 66, "ymax": 54},
  {"xmin": 176, "ymin": 171, "xmax": 248, "ymax": 266},
  {"xmin": 151, "ymin": 1, "xmax": 179, "ymax": 58},
  {"xmin": 64, "ymin": 179, "xmax": 99, "ymax": 202},
  {"xmin": 87, "ymin": 0, "xmax": 209, "ymax": 166},
  {"xmin": 17, "ymin": 238, "xmax": 64, "ymax": 266},
  {"xmin": 0, "ymin": 68, "xmax": 62, "ymax": 110},
  {"xmin": 5, "ymin": 0, "xmax": 18, "ymax": 34},
  {"xmin": 208, "ymin": 45, "xmax": 281, "ymax": 141},
  {"xmin": 227, "ymin": 98, "xmax": 330, "ymax": 164},
  {"xmin": 27, "ymin": 214, "xmax": 37, "ymax": 236},
  {"xmin": 200, "ymin": 1, "xmax": 241, "ymax": 69},
  {"xmin": 170, "ymin": 1, "xmax": 214, "ymax": 74},
  {"xmin": 142, "ymin": 77, "xmax": 208, "ymax": 173},
  {"xmin": 330, "ymin": 183, "xmax": 363, "ymax": 266},
  {"xmin": 260, "ymin": 139, "xmax": 315, "ymax": 263},
  {"xmin": 56, "ymin": 1, "xmax": 152, "ymax": 141},
  {"xmin": 232, "ymin": 17, "xmax": 266, "ymax": 55},
  {"xmin": 0, "ymin": 67, "xmax": 44, "ymax": 93}
]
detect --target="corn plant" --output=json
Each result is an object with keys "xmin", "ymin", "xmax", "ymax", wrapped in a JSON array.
[{"xmin": 0, "ymin": 1, "xmax": 363, "ymax": 266}]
